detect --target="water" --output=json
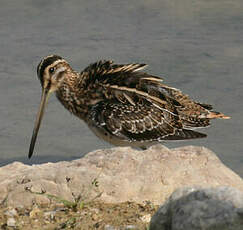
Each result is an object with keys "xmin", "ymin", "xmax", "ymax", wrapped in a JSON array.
[{"xmin": 0, "ymin": 0, "xmax": 242, "ymax": 177}]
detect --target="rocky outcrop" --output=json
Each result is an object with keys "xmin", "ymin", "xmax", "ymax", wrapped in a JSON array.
[
  {"xmin": 150, "ymin": 186, "xmax": 243, "ymax": 230},
  {"xmin": 0, "ymin": 145, "xmax": 243, "ymax": 207}
]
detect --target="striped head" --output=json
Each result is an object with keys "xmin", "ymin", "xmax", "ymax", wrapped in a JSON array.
[
  {"xmin": 37, "ymin": 55, "xmax": 69, "ymax": 93},
  {"xmin": 29, "ymin": 55, "xmax": 70, "ymax": 159}
]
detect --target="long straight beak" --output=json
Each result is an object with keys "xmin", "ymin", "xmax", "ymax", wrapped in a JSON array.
[{"xmin": 28, "ymin": 88, "xmax": 50, "ymax": 158}]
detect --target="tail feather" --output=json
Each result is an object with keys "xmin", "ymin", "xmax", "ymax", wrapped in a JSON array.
[
  {"xmin": 162, "ymin": 129, "xmax": 207, "ymax": 141},
  {"xmin": 200, "ymin": 111, "xmax": 230, "ymax": 119}
]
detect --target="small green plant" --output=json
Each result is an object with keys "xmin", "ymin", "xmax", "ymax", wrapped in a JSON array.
[{"xmin": 26, "ymin": 175, "xmax": 102, "ymax": 212}]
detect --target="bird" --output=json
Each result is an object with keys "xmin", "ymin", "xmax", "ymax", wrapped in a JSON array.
[{"xmin": 28, "ymin": 55, "xmax": 230, "ymax": 158}]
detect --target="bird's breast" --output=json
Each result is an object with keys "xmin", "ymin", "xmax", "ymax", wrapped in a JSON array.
[{"xmin": 55, "ymin": 84, "xmax": 106, "ymax": 121}]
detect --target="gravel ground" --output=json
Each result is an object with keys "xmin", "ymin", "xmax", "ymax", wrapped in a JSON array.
[{"xmin": 0, "ymin": 200, "xmax": 157, "ymax": 230}]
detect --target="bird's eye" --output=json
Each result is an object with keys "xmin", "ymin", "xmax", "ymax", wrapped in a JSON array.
[{"xmin": 49, "ymin": 67, "xmax": 55, "ymax": 73}]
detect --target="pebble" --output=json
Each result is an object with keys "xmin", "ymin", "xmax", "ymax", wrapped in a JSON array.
[
  {"xmin": 29, "ymin": 207, "xmax": 42, "ymax": 218},
  {"xmin": 44, "ymin": 211, "xmax": 56, "ymax": 221},
  {"xmin": 104, "ymin": 225, "xmax": 118, "ymax": 230},
  {"xmin": 104, "ymin": 225, "xmax": 116, "ymax": 230},
  {"xmin": 104, "ymin": 225, "xmax": 139, "ymax": 230},
  {"xmin": 124, "ymin": 225, "xmax": 138, "ymax": 230},
  {"xmin": 5, "ymin": 208, "xmax": 18, "ymax": 217},
  {"xmin": 7, "ymin": 217, "xmax": 16, "ymax": 227},
  {"xmin": 140, "ymin": 214, "xmax": 151, "ymax": 223}
]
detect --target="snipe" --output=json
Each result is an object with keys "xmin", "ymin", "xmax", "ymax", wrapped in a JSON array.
[{"xmin": 28, "ymin": 55, "xmax": 230, "ymax": 158}]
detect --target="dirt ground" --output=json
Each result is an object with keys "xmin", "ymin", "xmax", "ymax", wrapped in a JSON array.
[{"xmin": 0, "ymin": 200, "xmax": 158, "ymax": 230}]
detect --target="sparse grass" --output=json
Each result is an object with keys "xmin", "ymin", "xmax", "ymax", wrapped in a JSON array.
[
  {"xmin": 0, "ymin": 177, "xmax": 157, "ymax": 229},
  {"xmin": 0, "ymin": 201, "xmax": 156, "ymax": 229},
  {"xmin": 26, "ymin": 176, "xmax": 103, "ymax": 212}
]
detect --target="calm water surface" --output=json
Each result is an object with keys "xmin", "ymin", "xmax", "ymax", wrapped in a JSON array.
[{"xmin": 0, "ymin": 0, "xmax": 242, "ymax": 176}]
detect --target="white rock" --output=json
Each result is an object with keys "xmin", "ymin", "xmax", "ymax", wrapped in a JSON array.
[{"xmin": 0, "ymin": 145, "xmax": 243, "ymax": 207}]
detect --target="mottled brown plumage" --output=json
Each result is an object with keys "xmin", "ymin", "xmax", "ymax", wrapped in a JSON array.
[{"xmin": 28, "ymin": 55, "xmax": 230, "ymax": 158}]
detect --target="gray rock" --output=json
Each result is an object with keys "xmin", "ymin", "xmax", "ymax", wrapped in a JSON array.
[
  {"xmin": 150, "ymin": 186, "xmax": 243, "ymax": 230},
  {"xmin": 0, "ymin": 145, "xmax": 243, "ymax": 207}
]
